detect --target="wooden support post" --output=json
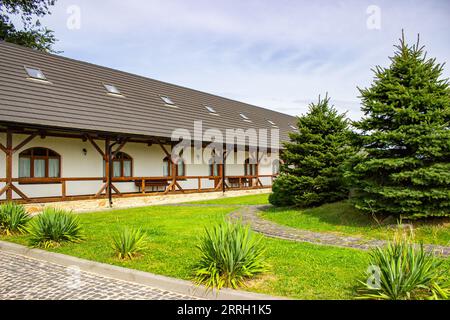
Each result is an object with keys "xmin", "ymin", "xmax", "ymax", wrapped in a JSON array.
[
  {"xmin": 6, "ymin": 131, "xmax": 12, "ymax": 201},
  {"xmin": 0, "ymin": 130, "xmax": 31, "ymax": 202},
  {"xmin": 104, "ymin": 138, "xmax": 110, "ymax": 198},
  {"xmin": 171, "ymin": 161, "xmax": 176, "ymax": 192},
  {"xmin": 159, "ymin": 142, "xmax": 177, "ymax": 193},
  {"xmin": 198, "ymin": 177, "xmax": 201, "ymax": 191},
  {"xmin": 141, "ymin": 178, "xmax": 146, "ymax": 194},
  {"xmin": 62, "ymin": 181, "xmax": 66, "ymax": 199}
]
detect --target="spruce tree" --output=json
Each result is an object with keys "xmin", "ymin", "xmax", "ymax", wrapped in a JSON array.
[
  {"xmin": 269, "ymin": 95, "xmax": 353, "ymax": 207},
  {"xmin": 350, "ymin": 33, "xmax": 450, "ymax": 219}
]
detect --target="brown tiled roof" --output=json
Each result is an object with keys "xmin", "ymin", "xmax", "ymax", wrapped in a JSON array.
[{"xmin": 0, "ymin": 41, "xmax": 296, "ymax": 146}]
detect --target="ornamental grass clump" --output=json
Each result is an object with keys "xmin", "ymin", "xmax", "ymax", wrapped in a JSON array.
[
  {"xmin": 0, "ymin": 202, "xmax": 31, "ymax": 235},
  {"xmin": 356, "ymin": 232, "xmax": 450, "ymax": 300},
  {"xmin": 111, "ymin": 227, "xmax": 148, "ymax": 260},
  {"xmin": 194, "ymin": 220, "xmax": 267, "ymax": 290},
  {"xmin": 27, "ymin": 208, "xmax": 84, "ymax": 248}
]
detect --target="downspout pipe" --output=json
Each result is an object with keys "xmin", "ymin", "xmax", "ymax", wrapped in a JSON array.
[
  {"xmin": 222, "ymin": 144, "xmax": 226, "ymax": 194},
  {"xmin": 108, "ymin": 139, "xmax": 120, "ymax": 208}
]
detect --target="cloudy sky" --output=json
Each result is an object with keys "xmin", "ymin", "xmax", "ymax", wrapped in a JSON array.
[{"xmin": 30, "ymin": 0, "xmax": 450, "ymax": 119}]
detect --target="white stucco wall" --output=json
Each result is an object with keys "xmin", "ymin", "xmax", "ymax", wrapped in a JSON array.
[{"xmin": 0, "ymin": 133, "xmax": 279, "ymax": 200}]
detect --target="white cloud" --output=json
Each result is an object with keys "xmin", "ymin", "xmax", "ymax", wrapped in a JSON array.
[{"xmin": 39, "ymin": 0, "xmax": 450, "ymax": 119}]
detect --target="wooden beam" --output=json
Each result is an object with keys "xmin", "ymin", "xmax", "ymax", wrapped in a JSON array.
[
  {"xmin": 174, "ymin": 181, "xmax": 184, "ymax": 193},
  {"xmin": 6, "ymin": 131, "xmax": 12, "ymax": 201},
  {"xmin": 12, "ymin": 133, "xmax": 37, "ymax": 153},
  {"xmin": 10, "ymin": 184, "xmax": 29, "ymax": 201},
  {"xmin": 95, "ymin": 183, "xmax": 107, "ymax": 198},
  {"xmin": 164, "ymin": 181, "xmax": 175, "ymax": 194},
  {"xmin": 159, "ymin": 143, "xmax": 171, "ymax": 157},
  {"xmin": 86, "ymin": 135, "xmax": 105, "ymax": 158},
  {"xmin": 111, "ymin": 138, "xmax": 128, "ymax": 159},
  {"xmin": 257, "ymin": 179, "xmax": 264, "ymax": 187},
  {"xmin": 0, "ymin": 143, "xmax": 7, "ymax": 154},
  {"xmin": 214, "ymin": 178, "xmax": 223, "ymax": 191},
  {"xmin": 110, "ymin": 184, "xmax": 121, "ymax": 195},
  {"xmin": 0, "ymin": 184, "xmax": 10, "ymax": 197}
]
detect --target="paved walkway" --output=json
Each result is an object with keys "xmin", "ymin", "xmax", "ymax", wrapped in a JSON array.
[
  {"xmin": 0, "ymin": 250, "xmax": 196, "ymax": 300},
  {"xmin": 228, "ymin": 205, "xmax": 450, "ymax": 257}
]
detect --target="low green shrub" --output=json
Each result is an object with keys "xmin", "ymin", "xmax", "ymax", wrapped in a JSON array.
[
  {"xmin": 0, "ymin": 202, "xmax": 31, "ymax": 235},
  {"xmin": 356, "ymin": 233, "xmax": 450, "ymax": 300},
  {"xmin": 27, "ymin": 208, "xmax": 84, "ymax": 248},
  {"xmin": 194, "ymin": 220, "xmax": 267, "ymax": 290},
  {"xmin": 111, "ymin": 227, "xmax": 147, "ymax": 260}
]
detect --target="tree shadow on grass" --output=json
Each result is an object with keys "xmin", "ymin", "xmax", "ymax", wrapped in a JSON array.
[{"xmin": 260, "ymin": 201, "xmax": 386, "ymax": 231}]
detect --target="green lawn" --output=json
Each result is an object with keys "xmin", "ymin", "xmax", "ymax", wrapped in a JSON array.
[
  {"xmin": 261, "ymin": 201, "xmax": 450, "ymax": 246},
  {"xmin": 1, "ymin": 203, "xmax": 370, "ymax": 299},
  {"xmin": 187, "ymin": 193, "xmax": 270, "ymax": 205},
  {"xmin": 2, "ymin": 194, "xmax": 449, "ymax": 299}
]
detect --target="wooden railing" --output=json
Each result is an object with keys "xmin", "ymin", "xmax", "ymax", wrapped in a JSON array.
[{"xmin": 0, "ymin": 174, "xmax": 278, "ymax": 203}]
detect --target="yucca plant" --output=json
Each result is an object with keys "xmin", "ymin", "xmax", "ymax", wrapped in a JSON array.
[
  {"xmin": 356, "ymin": 232, "xmax": 450, "ymax": 300},
  {"xmin": 0, "ymin": 202, "xmax": 31, "ymax": 235},
  {"xmin": 27, "ymin": 208, "xmax": 84, "ymax": 248},
  {"xmin": 194, "ymin": 220, "xmax": 267, "ymax": 290},
  {"xmin": 111, "ymin": 227, "xmax": 147, "ymax": 260}
]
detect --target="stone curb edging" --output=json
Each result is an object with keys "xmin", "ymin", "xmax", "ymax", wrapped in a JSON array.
[{"xmin": 0, "ymin": 240, "xmax": 284, "ymax": 300}]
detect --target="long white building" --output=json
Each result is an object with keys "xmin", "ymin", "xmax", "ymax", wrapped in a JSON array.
[{"xmin": 0, "ymin": 41, "xmax": 296, "ymax": 204}]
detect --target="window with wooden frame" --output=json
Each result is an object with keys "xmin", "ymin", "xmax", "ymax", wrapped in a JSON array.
[
  {"xmin": 272, "ymin": 159, "xmax": 281, "ymax": 175},
  {"xmin": 110, "ymin": 152, "xmax": 132, "ymax": 178},
  {"xmin": 244, "ymin": 158, "xmax": 257, "ymax": 176},
  {"xmin": 163, "ymin": 156, "xmax": 185, "ymax": 177},
  {"xmin": 103, "ymin": 152, "xmax": 132, "ymax": 178},
  {"xmin": 19, "ymin": 147, "xmax": 61, "ymax": 179},
  {"xmin": 209, "ymin": 161, "xmax": 220, "ymax": 177}
]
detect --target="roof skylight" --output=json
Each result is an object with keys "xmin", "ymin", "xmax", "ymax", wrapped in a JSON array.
[
  {"xmin": 160, "ymin": 95, "xmax": 175, "ymax": 106},
  {"xmin": 103, "ymin": 84, "xmax": 121, "ymax": 95},
  {"xmin": 205, "ymin": 105, "xmax": 217, "ymax": 114},
  {"xmin": 239, "ymin": 113, "xmax": 251, "ymax": 122},
  {"xmin": 267, "ymin": 120, "xmax": 277, "ymax": 126},
  {"xmin": 24, "ymin": 67, "xmax": 47, "ymax": 81},
  {"xmin": 289, "ymin": 124, "xmax": 298, "ymax": 130}
]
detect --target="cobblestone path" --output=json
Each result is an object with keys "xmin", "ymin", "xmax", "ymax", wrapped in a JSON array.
[
  {"xmin": 0, "ymin": 250, "xmax": 196, "ymax": 300},
  {"xmin": 228, "ymin": 205, "xmax": 450, "ymax": 257}
]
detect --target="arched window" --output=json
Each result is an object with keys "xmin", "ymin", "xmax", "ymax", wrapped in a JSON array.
[
  {"xmin": 111, "ymin": 152, "xmax": 132, "ymax": 178},
  {"xmin": 209, "ymin": 160, "xmax": 220, "ymax": 177},
  {"xmin": 177, "ymin": 158, "xmax": 185, "ymax": 177},
  {"xmin": 19, "ymin": 147, "xmax": 61, "ymax": 178},
  {"xmin": 163, "ymin": 156, "xmax": 186, "ymax": 177},
  {"xmin": 244, "ymin": 158, "xmax": 257, "ymax": 176},
  {"xmin": 163, "ymin": 156, "xmax": 171, "ymax": 177},
  {"xmin": 272, "ymin": 159, "xmax": 281, "ymax": 175}
]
